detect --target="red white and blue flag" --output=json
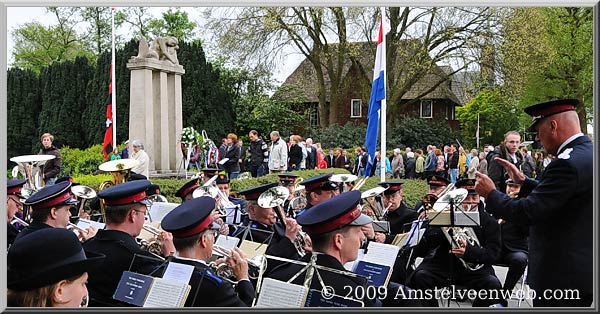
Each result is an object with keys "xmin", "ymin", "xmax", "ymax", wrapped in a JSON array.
[
  {"xmin": 102, "ymin": 63, "xmax": 114, "ymax": 160},
  {"xmin": 364, "ymin": 12, "xmax": 387, "ymax": 177}
]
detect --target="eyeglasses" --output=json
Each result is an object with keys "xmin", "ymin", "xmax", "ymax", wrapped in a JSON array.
[
  {"xmin": 133, "ymin": 208, "xmax": 150, "ymax": 220},
  {"xmin": 8, "ymin": 197, "xmax": 24, "ymax": 210}
]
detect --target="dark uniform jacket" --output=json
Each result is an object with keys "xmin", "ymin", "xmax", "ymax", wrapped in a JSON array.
[
  {"xmin": 383, "ymin": 203, "xmax": 418, "ymax": 244},
  {"xmin": 160, "ymin": 257, "xmax": 255, "ymax": 307},
  {"xmin": 14, "ymin": 221, "xmax": 53, "ymax": 242},
  {"xmin": 267, "ymin": 252, "xmax": 375, "ymax": 307},
  {"xmin": 485, "ymin": 135, "xmax": 593, "ymax": 295},
  {"xmin": 82, "ymin": 229, "xmax": 164, "ymax": 307},
  {"xmin": 417, "ymin": 204, "xmax": 501, "ymax": 276},
  {"xmin": 499, "ymin": 220, "xmax": 528, "ymax": 254},
  {"xmin": 7, "ymin": 222, "xmax": 22, "ymax": 249}
]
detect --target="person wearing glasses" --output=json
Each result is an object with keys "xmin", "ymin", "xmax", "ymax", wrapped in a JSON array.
[
  {"xmin": 15, "ymin": 181, "xmax": 96, "ymax": 243},
  {"xmin": 82, "ymin": 180, "xmax": 175, "ymax": 307},
  {"xmin": 7, "ymin": 179, "xmax": 27, "ymax": 249},
  {"xmin": 160, "ymin": 196, "xmax": 255, "ymax": 307}
]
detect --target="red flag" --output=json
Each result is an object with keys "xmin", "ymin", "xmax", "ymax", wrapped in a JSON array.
[{"xmin": 103, "ymin": 64, "xmax": 113, "ymax": 160}]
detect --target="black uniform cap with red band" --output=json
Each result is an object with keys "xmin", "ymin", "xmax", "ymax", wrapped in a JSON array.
[
  {"xmin": 378, "ymin": 180, "xmax": 404, "ymax": 196},
  {"xmin": 7, "ymin": 179, "xmax": 27, "ymax": 198},
  {"xmin": 524, "ymin": 98, "xmax": 580, "ymax": 132},
  {"xmin": 161, "ymin": 196, "xmax": 221, "ymax": 238},
  {"xmin": 302, "ymin": 173, "xmax": 338, "ymax": 192},
  {"xmin": 24, "ymin": 181, "xmax": 78, "ymax": 210},
  {"xmin": 297, "ymin": 190, "xmax": 372, "ymax": 235},
  {"xmin": 175, "ymin": 178, "xmax": 201, "ymax": 200},
  {"xmin": 97, "ymin": 180, "xmax": 152, "ymax": 207}
]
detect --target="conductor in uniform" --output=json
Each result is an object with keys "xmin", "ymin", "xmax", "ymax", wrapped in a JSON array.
[
  {"xmin": 475, "ymin": 98, "xmax": 593, "ymax": 307},
  {"xmin": 160, "ymin": 196, "xmax": 255, "ymax": 307},
  {"xmin": 82, "ymin": 180, "xmax": 176, "ymax": 307}
]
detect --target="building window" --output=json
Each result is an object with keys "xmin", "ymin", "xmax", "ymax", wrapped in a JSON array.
[
  {"xmin": 420, "ymin": 100, "xmax": 433, "ymax": 118},
  {"xmin": 310, "ymin": 106, "xmax": 320, "ymax": 129},
  {"xmin": 351, "ymin": 99, "xmax": 362, "ymax": 118},
  {"xmin": 446, "ymin": 105, "xmax": 455, "ymax": 120}
]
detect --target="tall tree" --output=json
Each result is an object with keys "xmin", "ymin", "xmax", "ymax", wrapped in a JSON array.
[{"xmin": 148, "ymin": 8, "xmax": 197, "ymax": 43}]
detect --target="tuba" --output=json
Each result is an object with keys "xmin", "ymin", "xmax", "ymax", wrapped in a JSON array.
[
  {"xmin": 330, "ymin": 173, "xmax": 358, "ymax": 193},
  {"xmin": 258, "ymin": 186, "xmax": 307, "ymax": 257},
  {"xmin": 10, "ymin": 154, "xmax": 56, "ymax": 191},
  {"xmin": 360, "ymin": 186, "xmax": 387, "ymax": 220},
  {"xmin": 97, "ymin": 159, "xmax": 140, "ymax": 222}
]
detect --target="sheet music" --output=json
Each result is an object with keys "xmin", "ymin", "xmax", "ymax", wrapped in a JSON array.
[
  {"xmin": 76, "ymin": 218, "xmax": 105, "ymax": 230},
  {"xmin": 406, "ymin": 220, "xmax": 425, "ymax": 247},
  {"xmin": 255, "ymin": 278, "xmax": 308, "ymax": 307},
  {"xmin": 162, "ymin": 262, "xmax": 194, "ymax": 285},
  {"xmin": 224, "ymin": 205, "xmax": 242, "ymax": 224},
  {"xmin": 215, "ymin": 235, "xmax": 240, "ymax": 252},
  {"xmin": 143, "ymin": 278, "xmax": 190, "ymax": 307},
  {"xmin": 239, "ymin": 240, "xmax": 268, "ymax": 259},
  {"xmin": 362, "ymin": 242, "xmax": 399, "ymax": 267},
  {"xmin": 148, "ymin": 202, "xmax": 179, "ymax": 223},
  {"xmin": 218, "ymin": 158, "xmax": 229, "ymax": 165}
]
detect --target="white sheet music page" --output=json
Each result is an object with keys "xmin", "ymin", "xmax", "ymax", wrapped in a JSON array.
[
  {"xmin": 255, "ymin": 278, "xmax": 308, "ymax": 307},
  {"xmin": 215, "ymin": 235, "xmax": 240, "ymax": 251},
  {"xmin": 162, "ymin": 262, "xmax": 194, "ymax": 285},
  {"xmin": 362, "ymin": 242, "xmax": 399, "ymax": 267}
]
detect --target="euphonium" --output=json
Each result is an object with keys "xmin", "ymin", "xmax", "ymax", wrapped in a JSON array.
[
  {"xmin": 97, "ymin": 159, "xmax": 140, "ymax": 222},
  {"xmin": 443, "ymin": 226, "xmax": 484, "ymax": 271}
]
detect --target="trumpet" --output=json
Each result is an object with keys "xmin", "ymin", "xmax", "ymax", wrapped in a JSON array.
[
  {"xmin": 139, "ymin": 223, "xmax": 164, "ymax": 257},
  {"xmin": 209, "ymin": 245, "xmax": 267, "ymax": 283},
  {"xmin": 258, "ymin": 186, "xmax": 307, "ymax": 257},
  {"xmin": 10, "ymin": 215, "xmax": 29, "ymax": 227}
]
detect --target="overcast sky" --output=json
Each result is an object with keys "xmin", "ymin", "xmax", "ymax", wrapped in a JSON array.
[{"xmin": 5, "ymin": 6, "xmax": 303, "ymax": 84}]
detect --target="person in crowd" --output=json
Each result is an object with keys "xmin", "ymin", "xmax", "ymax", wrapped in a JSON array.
[
  {"xmin": 487, "ymin": 131, "xmax": 523, "ymax": 194},
  {"xmin": 467, "ymin": 149, "xmax": 479, "ymax": 180},
  {"xmin": 268, "ymin": 131, "xmax": 288, "ymax": 173},
  {"xmin": 130, "ymin": 140, "xmax": 150, "ymax": 178},
  {"xmin": 533, "ymin": 151, "xmax": 545, "ymax": 179},
  {"xmin": 404, "ymin": 152, "xmax": 416, "ymax": 179},
  {"xmin": 352, "ymin": 147, "xmax": 367, "ymax": 176},
  {"xmin": 7, "ymin": 228, "xmax": 105, "ymax": 307},
  {"xmin": 305, "ymin": 138, "xmax": 318, "ymax": 169},
  {"xmin": 247, "ymin": 130, "xmax": 269, "ymax": 178},
  {"xmin": 120, "ymin": 140, "xmax": 129, "ymax": 159},
  {"xmin": 391, "ymin": 148, "xmax": 404, "ymax": 179},
  {"xmin": 160, "ymin": 197, "xmax": 255, "ymax": 306},
  {"xmin": 424, "ymin": 145, "xmax": 437, "ymax": 178},
  {"xmin": 82, "ymin": 180, "xmax": 176, "ymax": 306},
  {"xmin": 414, "ymin": 149, "xmax": 425, "ymax": 179},
  {"xmin": 475, "ymin": 98, "xmax": 592, "ymax": 307},
  {"xmin": 316, "ymin": 147, "xmax": 327, "ymax": 169},
  {"xmin": 287, "ymin": 135, "xmax": 303, "ymax": 171},
  {"xmin": 237, "ymin": 140, "xmax": 246, "ymax": 173},
  {"xmin": 477, "ymin": 152, "xmax": 488, "ymax": 175},
  {"xmin": 447, "ymin": 143, "xmax": 459, "ymax": 183},
  {"xmin": 519, "ymin": 146, "xmax": 535, "ymax": 178},
  {"xmin": 221, "ymin": 133, "xmax": 242, "ymax": 179},
  {"xmin": 435, "ymin": 149, "xmax": 446, "ymax": 178},
  {"xmin": 39, "ymin": 133, "xmax": 62, "ymax": 186},
  {"xmin": 187, "ymin": 145, "xmax": 201, "ymax": 171},
  {"xmin": 325, "ymin": 149, "xmax": 336, "ymax": 169},
  {"xmin": 458, "ymin": 146, "xmax": 467, "ymax": 178},
  {"xmin": 110, "ymin": 148, "xmax": 121, "ymax": 161}
]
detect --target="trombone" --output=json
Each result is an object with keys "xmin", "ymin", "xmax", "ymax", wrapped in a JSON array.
[{"xmin": 10, "ymin": 215, "xmax": 29, "ymax": 227}]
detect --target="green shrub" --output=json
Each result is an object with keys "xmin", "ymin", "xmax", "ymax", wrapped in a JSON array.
[
  {"xmin": 72, "ymin": 168, "xmax": 429, "ymax": 208},
  {"xmin": 60, "ymin": 144, "xmax": 105, "ymax": 177}
]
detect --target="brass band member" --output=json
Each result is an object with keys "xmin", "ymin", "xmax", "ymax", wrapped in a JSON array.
[
  {"xmin": 175, "ymin": 178, "xmax": 201, "ymax": 203},
  {"xmin": 277, "ymin": 172, "xmax": 299, "ymax": 217},
  {"xmin": 215, "ymin": 173, "xmax": 247, "ymax": 234},
  {"xmin": 296, "ymin": 173, "xmax": 339, "ymax": 215},
  {"xmin": 16, "ymin": 181, "xmax": 95, "ymax": 242},
  {"xmin": 82, "ymin": 180, "xmax": 175, "ymax": 307},
  {"xmin": 7, "ymin": 179, "xmax": 27, "ymax": 249},
  {"xmin": 496, "ymin": 179, "xmax": 528, "ymax": 294},
  {"xmin": 160, "ymin": 196, "xmax": 255, "ymax": 306},
  {"xmin": 8, "ymin": 228, "xmax": 105, "ymax": 307},
  {"xmin": 409, "ymin": 179, "xmax": 505, "ymax": 307}
]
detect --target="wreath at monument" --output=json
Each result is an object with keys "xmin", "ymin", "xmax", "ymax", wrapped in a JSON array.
[{"xmin": 180, "ymin": 126, "xmax": 201, "ymax": 146}]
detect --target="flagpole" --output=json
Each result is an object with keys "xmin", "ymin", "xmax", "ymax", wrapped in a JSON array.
[
  {"xmin": 379, "ymin": 7, "xmax": 387, "ymax": 182},
  {"xmin": 111, "ymin": 7, "xmax": 117, "ymax": 147},
  {"xmin": 476, "ymin": 113, "xmax": 480, "ymax": 149}
]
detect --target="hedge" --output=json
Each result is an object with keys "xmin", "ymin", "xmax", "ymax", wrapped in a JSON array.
[{"xmin": 72, "ymin": 168, "xmax": 429, "ymax": 208}]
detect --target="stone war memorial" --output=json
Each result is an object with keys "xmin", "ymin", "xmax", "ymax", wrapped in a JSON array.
[{"xmin": 126, "ymin": 36, "xmax": 185, "ymax": 175}]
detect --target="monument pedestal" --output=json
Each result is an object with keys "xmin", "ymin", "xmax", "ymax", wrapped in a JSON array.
[{"xmin": 126, "ymin": 57, "xmax": 185, "ymax": 174}]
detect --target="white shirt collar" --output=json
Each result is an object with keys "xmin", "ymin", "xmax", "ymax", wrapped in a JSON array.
[
  {"xmin": 558, "ymin": 133, "xmax": 584, "ymax": 154},
  {"xmin": 175, "ymin": 255, "xmax": 207, "ymax": 265}
]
